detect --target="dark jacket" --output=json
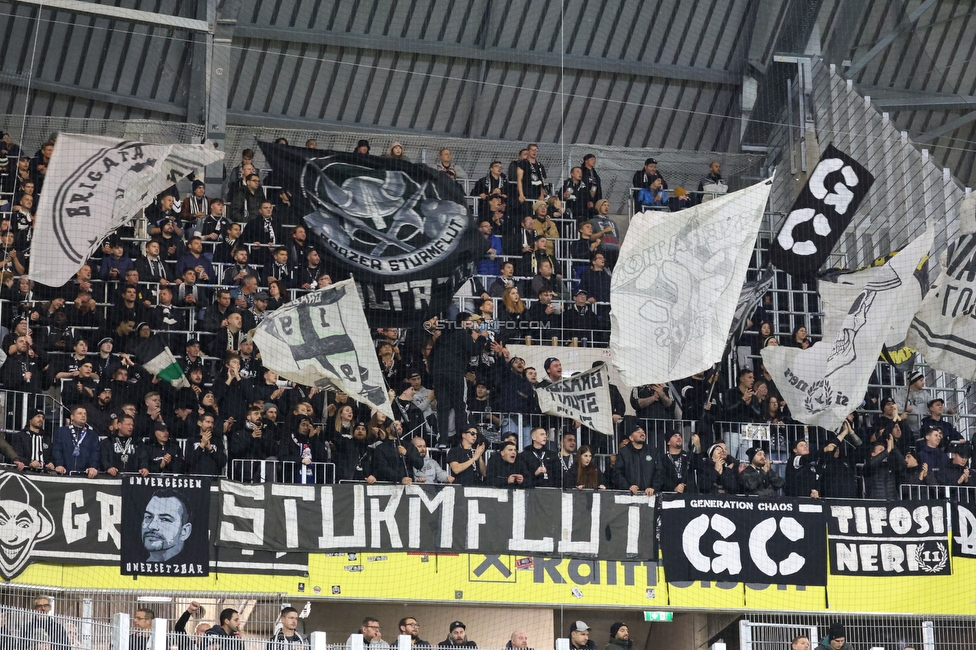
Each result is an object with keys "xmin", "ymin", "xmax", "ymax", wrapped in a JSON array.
[
  {"xmin": 518, "ymin": 445, "xmax": 559, "ymax": 488},
  {"xmin": 369, "ymin": 438, "xmax": 423, "ymax": 483},
  {"xmin": 862, "ymin": 448, "xmax": 906, "ymax": 499},
  {"xmin": 612, "ymin": 443, "xmax": 658, "ymax": 491},
  {"xmin": 655, "ymin": 450, "xmax": 699, "ymax": 493},
  {"xmin": 605, "ymin": 639, "xmax": 632, "ymax": 650},
  {"xmin": 818, "ymin": 450, "xmax": 858, "ymax": 499},
  {"xmin": 10, "ymin": 429, "xmax": 52, "ymax": 468},
  {"xmin": 100, "ymin": 435, "xmax": 140, "ymax": 473},
  {"xmin": 699, "ymin": 463, "xmax": 738, "ymax": 494},
  {"xmin": 487, "ymin": 454, "xmax": 526, "ymax": 488},
  {"xmin": 184, "ymin": 436, "xmax": 228, "ymax": 476},
  {"xmin": 739, "ymin": 464, "xmax": 784, "ymax": 497},
  {"xmin": 137, "ymin": 438, "xmax": 185, "ymax": 474},
  {"xmin": 785, "ymin": 453, "xmax": 820, "ymax": 497}
]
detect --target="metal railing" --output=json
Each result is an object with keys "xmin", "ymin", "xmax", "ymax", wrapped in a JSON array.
[{"xmin": 229, "ymin": 459, "xmax": 335, "ymax": 485}]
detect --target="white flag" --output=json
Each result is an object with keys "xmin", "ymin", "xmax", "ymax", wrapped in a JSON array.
[
  {"xmin": 610, "ymin": 178, "xmax": 772, "ymax": 385},
  {"xmin": 534, "ymin": 364, "xmax": 614, "ymax": 436},
  {"xmin": 907, "ymin": 231, "xmax": 976, "ymax": 379},
  {"xmin": 762, "ymin": 229, "xmax": 934, "ymax": 430},
  {"xmin": 252, "ymin": 279, "xmax": 394, "ymax": 419},
  {"xmin": 32, "ymin": 133, "xmax": 223, "ymax": 287}
]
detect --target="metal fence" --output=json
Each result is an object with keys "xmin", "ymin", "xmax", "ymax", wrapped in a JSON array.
[{"xmin": 740, "ymin": 613, "xmax": 976, "ymax": 650}]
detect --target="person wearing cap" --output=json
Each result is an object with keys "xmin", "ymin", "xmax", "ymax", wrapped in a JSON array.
[
  {"xmin": 180, "ymin": 179, "xmax": 211, "ymax": 225},
  {"xmin": 740, "ymin": 447, "xmax": 784, "ymax": 497},
  {"xmin": 10, "ymin": 410, "xmax": 51, "ymax": 472},
  {"xmin": 438, "ymin": 622, "xmax": 476, "ymax": 649},
  {"xmin": 137, "ymin": 422, "xmax": 184, "ymax": 476},
  {"xmin": 785, "ymin": 439, "xmax": 820, "ymax": 498},
  {"xmin": 604, "ymin": 623, "xmax": 629, "ymax": 650},
  {"xmin": 516, "ymin": 143, "xmax": 547, "ymax": 216},
  {"xmin": 368, "ymin": 416, "xmax": 423, "ymax": 485},
  {"xmin": 862, "ymin": 433, "xmax": 905, "ymax": 499},
  {"xmin": 891, "ymin": 369, "xmax": 930, "ymax": 420},
  {"xmin": 240, "ymin": 290, "xmax": 271, "ymax": 331},
  {"xmin": 871, "ymin": 397, "xmax": 914, "ymax": 456},
  {"xmin": 562, "ymin": 289, "xmax": 600, "ymax": 341},
  {"xmin": 612, "ymin": 419, "xmax": 658, "ymax": 495},
  {"xmin": 920, "ymin": 397, "xmax": 961, "ymax": 444},
  {"xmin": 700, "ymin": 442, "xmax": 738, "ymax": 494},
  {"xmin": 568, "ymin": 622, "xmax": 596, "ymax": 650},
  {"xmin": 354, "ymin": 139, "xmax": 371, "ymax": 155},
  {"xmin": 393, "ymin": 381, "xmax": 426, "ymax": 435},
  {"xmin": 932, "ymin": 441, "xmax": 972, "ymax": 486},
  {"xmin": 816, "ymin": 622, "xmax": 850, "ymax": 650},
  {"xmin": 657, "ymin": 430, "xmax": 701, "ymax": 493},
  {"xmin": 632, "ymin": 158, "xmax": 667, "ymax": 198}
]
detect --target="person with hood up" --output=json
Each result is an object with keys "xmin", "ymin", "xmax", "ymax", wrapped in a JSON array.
[
  {"xmin": 816, "ymin": 623, "xmax": 850, "ymax": 650},
  {"xmin": 604, "ymin": 623, "xmax": 630, "ymax": 650}
]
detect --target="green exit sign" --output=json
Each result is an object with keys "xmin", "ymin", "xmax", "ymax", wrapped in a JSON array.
[{"xmin": 644, "ymin": 612, "xmax": 673, "ymax": 622}]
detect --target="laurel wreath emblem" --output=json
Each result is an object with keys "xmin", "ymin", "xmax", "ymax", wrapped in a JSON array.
[{"xmin": 915, "ymin": 542, "xmax": 948, "ymax": 573}]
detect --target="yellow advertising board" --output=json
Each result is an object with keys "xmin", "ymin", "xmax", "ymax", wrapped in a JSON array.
[{"xmin": 13, "ymin": 553, "xmax": 976, "ymax": 614}]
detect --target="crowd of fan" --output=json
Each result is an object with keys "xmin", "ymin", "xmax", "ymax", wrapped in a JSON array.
[{"xmin": 0, "ymin": 132, "xmax": 969, "ymax": 499}]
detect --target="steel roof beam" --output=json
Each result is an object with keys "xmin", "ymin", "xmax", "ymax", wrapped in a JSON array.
[
  {"xmin": 845, "ymin": 0, "xmax": 937, "ymax": 78},
  {"xmin": 231, "ymin": 25, "xmax": 741, "ymax": 86},
  {"xmin": 12, "ymin": 0, "xmax": 211, "ymax": 32}
]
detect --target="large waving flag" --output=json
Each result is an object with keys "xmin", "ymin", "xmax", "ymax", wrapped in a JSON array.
[
  {"xmin": 32, "ymin": 133, "xmax": 223, "ymax": 287},
  {"xmin": 252, "ymin": 279, "xmax": 394, "ymax": 419},
  {"xmin": 134, "ymin": 338, "xmax": 190, "ymax": 389},
  {"xmin": 907, "ymin": 213, "xmax": 976, "ymax": 379},
  {"xmin": 610, "ymin": 178, "xmax": 772, "ymax": 386},
  {"xmin": 258, "ymin": 142, "xmax": 486, "ymax": 326},
  {"xmin": 762, "ymin": 228, "xmax": 934, "ymax": 430}
]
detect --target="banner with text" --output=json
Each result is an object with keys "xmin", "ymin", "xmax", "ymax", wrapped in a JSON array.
[
  {"xmin": 826, "ymin": 500, "xmax": 950, "ymax": 576},
  {"xmin": 659, "ymin": 494, "xmax": 827, "ymax": 586},
  {"xmin": 0, "ymin": 471, "xmax": 307, "ymax": 581},
  {"xmin": 215, "ymin": 483, "xmax": 657, "ymax": 560},
  {"xmin": 535, "ymin": 364, "xmax": 614, "ymax": 435}
]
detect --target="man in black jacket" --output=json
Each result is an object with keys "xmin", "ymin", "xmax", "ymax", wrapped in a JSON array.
[
  {"xmin": 486, "ymin": 441, "xmax": 526, "ymax": 487},
  {"xmin": 431, "ymin": 313, "xmax": 486, "ymax": 448},
  {"xmin": 740, "ymin": 447, "xmax": 784, "ymax": 496},
  {"xmin": 785, "ymin": 439, "xmax": 820, "ymax": 498},
  {"xmin": 517, "ymin": 427, "xmax": 557, "ymax": 488},
  {"xmin": 612, "ymin": 420, "xmax": 657, "ymax": 495},
  {"xmin": 656, "ymin": 430, "xmax": 700, "ymax": 493},
  {"xmin": 185, "ymin": 413, "xmax": 227, "ymax": 476},
  {"xmin": 10, "ymin": 410, "xmax": 53, "ymax": 472},
  {"xmin": 370, "ymin": 422, "xmax": 423, "ymax": 484},
  {"xmin": 101, "ymin": 414, "xmax": 139, "ymax": 476},
  {"xmin": 137, "ymin": 423, "xmax": 185, "ymax": 475}
]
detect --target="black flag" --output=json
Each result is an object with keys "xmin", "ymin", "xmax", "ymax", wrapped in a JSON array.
[
  {"xmin": 769, "ymin": 144, "xmax": 874, "ymax": 281},
  {"xmin": 259, "ymin": 143, "xmax": 487, "ymax": 326}
]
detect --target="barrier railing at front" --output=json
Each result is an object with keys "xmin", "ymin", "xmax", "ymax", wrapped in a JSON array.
[
  {"xmin": 229, "ymin": 459, "xmax": 335, "ymax": 484},
  {"xmin": 900, "ymin": 484, "xmax": 976, "ymax": 503}
]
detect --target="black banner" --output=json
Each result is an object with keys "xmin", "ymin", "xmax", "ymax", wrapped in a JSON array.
[
  {"xmin": 769, "ymin": 144, "xmax": 874, "ymax": 280},
  {"xmin": 950, "ymin": 502, "xmax": 976, "ymax": 560},
  {"xmin": 121, "ymin": 476, "xmax": 211, "ymax": 576},
  {"xmin": 826, "ymin": 500, "xmax": 950, "ymax": 575},
  {"xmin": 659, "ymin": 494, "xmax": 827, "ymax": 586},
  {"xmin": 215, "ymin": 483, "xmax": 657, "ymax": 561},
  {"xmin": 258, "ymin": 143, "xmax": 487, "ymax": 326},
  {"xmin": 0, "ymin": 470, "xmax": 307, "ymax": 581}
]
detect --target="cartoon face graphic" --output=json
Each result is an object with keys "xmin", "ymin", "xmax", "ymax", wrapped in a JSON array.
[{"xmin": 0, "ymin": 474, "xmax": 55, "ymax": 579}]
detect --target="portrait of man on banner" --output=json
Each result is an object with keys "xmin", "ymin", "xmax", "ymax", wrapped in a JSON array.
[{"xmin": 121, "ymin": 478, "xmax": 211, "ymax": 576}]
